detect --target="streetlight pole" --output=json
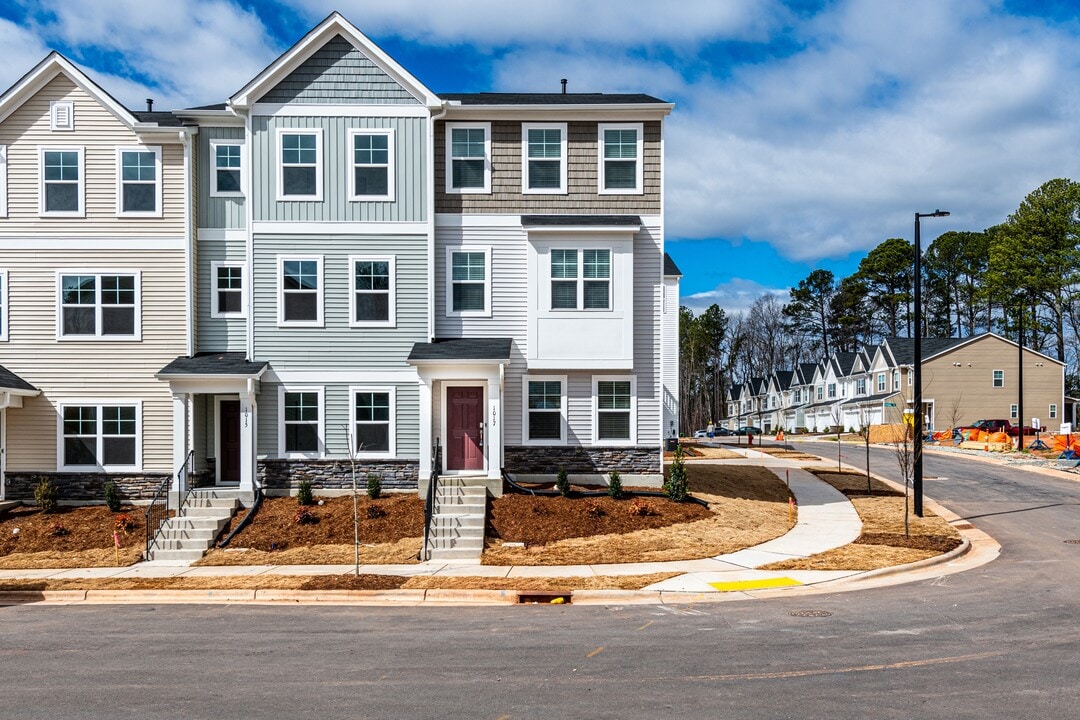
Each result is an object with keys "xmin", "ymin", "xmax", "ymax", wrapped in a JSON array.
[
  {"xmin": 913, "ymin": 209, "xmax": 949, "ymax": 518},
  {"xmin": 1017, "ymin": 294, "xmax": 1025, "ymax": 452}
]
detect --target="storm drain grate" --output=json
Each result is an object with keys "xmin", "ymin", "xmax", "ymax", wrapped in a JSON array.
[
  {"xmin": 789, "ymin": 610, "xmax": 833, "ymax": 618},
  {"xmin": 1065, "ymin": 540, "xmax": 1080, "ymax": 545}
]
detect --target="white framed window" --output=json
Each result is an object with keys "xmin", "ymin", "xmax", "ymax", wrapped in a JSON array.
[
  {"xmin": 522, "ymin": 122, "xmax": 567, "ymax": 194},
  {"xmin": 116, "ymin": 146, "xmax": 162, "ymax": 216},
  {"xmin": 856, "ymin": 378, "xmax": 866, "ymax": 395},
  {"xmin": 993, "ymin": 369, "xmax": 1004, "ymax": 387},
  {"xmin": 277, "ymin": 256, "xmax": 322, "ymax": 327},
  {"xmin": 598, "ymin": 122, "xmax": 643, "ymax": 194},
  {"xmin": 522, "ymin": 375, "xmax": 567, "ymax": 445},
  {"xmin": 349, "ymin": 386, "xmax": 396, "ymax": 457},
  {"xmin": 1050, "ymin": 404, "xmax": 1058, "ymax": 420},
  {"xmin": 1010, "ymin": 403, "xmax": 1018, "ymax": 419},
  {"xmin": 446, "ymin": 247, "xmax": 491, "ymax": 317},
  {"xmin": 278, "ymin": 386, "xmax": 324, "ymax": 458},
  {"xmin": 348, "ymin": 129, "xmax": 394, "ymax": 201},
  {"xmin": 893, "ymin": 371, "xmax": 900, "ymax": 391},
  {"xmin": 877, "ymin": 372, "xmax": 886, "ymax": 392},
  {"xmin": 349, "ymin": 255, "xmax": 395, "ymax": 327},
  {"xmin": 56, "ymin": 271, "xmax": 140, "ymax": 340},
  {"xmin": 0, "ymin": 270, "xmax": 8, "ymax": 341},
  {"xmin": 50, "ymin": 101, "xmax": 74, "ymax": 131},
  {"xmin": 0, "ymin": 145, "xmax": 7, "ymax": 218},
  {"xmin": 817, "ymin": 386, "xmax": 823, "ymax": 400},
  {"xmin": 210, "ymin": 262, "xmax": 245, "ymax": 318},
  {"xmin": 446, "ymin": 122, "xmax": 490, "ymax": 193},
  {"xmin": 58, "ymin": 401, "xmax": 141, "ymax": 471},
  {"xmin": 276, "ymin": 128, "xmax": 322, "ymax": 200},
  {"xmin": 39, "ymin": 146, "xmax": 84, "ymax": 216},
  {"xmin": 593, "ymin": 375, "xmax": 636, "ymax": 445},
  {"xmin": 210, "ymin": 140, "xmax": 244, "ymax": 197},
  {"xmin": 828, "ymin": 383, "xmax": 836, "ymax": 399},
  {"xmin": 550, "ymin": 248, "xmax": 611, "ymax": 311},
  {"xmin": 795, "ymin": 390, "xmax": 801, "ymax": 403}
]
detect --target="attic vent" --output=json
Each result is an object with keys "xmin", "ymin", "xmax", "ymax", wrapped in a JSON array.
[{"xmin": 50, "ymin": 101, "xmax": 74, "ymax": 131}]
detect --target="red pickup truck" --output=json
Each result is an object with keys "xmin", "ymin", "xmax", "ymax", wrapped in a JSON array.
[{"xmin": 959, "ymin": 419, "xmax": 1041, "ymax": 437}]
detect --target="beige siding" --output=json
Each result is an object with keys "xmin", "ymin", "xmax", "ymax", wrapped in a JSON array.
[
  {"xmin": 0, "ymin": 74, "xmax": 185, "ymax": 236},
  {"xmin": 0, "ymin": 249, "xmax": 187, "ymax": 472}
]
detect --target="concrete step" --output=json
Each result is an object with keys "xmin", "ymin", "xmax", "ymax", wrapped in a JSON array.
[
  {"xmin": 427, "ymin": 547, "xmax": 485, "ymax": 561},
  {"xmin": 183, "ymin": 496, "xmax": 239, "ymax": 510},
  {"xmin": 177, "ymin": 506, "xmax": 235, "ymax": 519},
  {"xmin": 146, "ymin": 547, "xmax": 208, "ymax": 563},
  {"xmin": 153, "ymin": 537, "xmax": 218, "ymax": 551},
  {"xmin": 433, "ymin": 491, "xmax": 487, "ymax": 504},
  {"xmin": 427, "ymin": 534, "xmax": 484, "ymax": 549},
  {"xmin": 433, "ymin": 499, "xmax": 485, "ymax": 512},
  {"xmin": 430, "ymin": 515, "xmax": 485, "ymax": 529},
  {"xmin": 157, "ymin": 527, "xmax": 220, "ymax": 541},
  {"xmin": 163, "ymin": 516, "xmax": 227, "ymax": 531}
]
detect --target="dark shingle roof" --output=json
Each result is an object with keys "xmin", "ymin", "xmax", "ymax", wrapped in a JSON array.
[
  {"xmin": 834, "ymin": 352, "xmax": 858, "ymax": 376},
  {"xmin": 157, "ymin": 352, "xmax": 268, "ymax": 376},
  {"xmin": 885, "ymin": 337, "xmax": 969, "ymax": 365},
  {"xmin": 841, "ymin": 392, "xmax": 899, "ymax": 406},
  {"xmin": 774, "ymin": 369, "xmax": 795, "ymax": 389},
  {"xmin": 0, "ymin": 364, "xmax": 37, "ymax": 392},
  {"xmin": 441, "ymin": 93, "xmax": 668, "ymax": 105},
  {"xmin": 408, "ymin": 338, "xmax": 513, "ymax": 362},
  {"xmin": 799, "ymin": 363, "xmax": 819, "ymax": 384},
  {"xmin": 663, "ymin": 253, "xmax": 682, "ymax": 277},
  {"xmin": 521, "ymin": 215, "xmax": 641, "ymax": 227},
  {"xmin": 183, "ymin": 103, "xmax": 228, "ymax": 111},
  {"xmin": 728, "ymin": 383, "xmax": 743, "ymax": 399},
  {"xmin": 130, "ymin": 111, "xmax": 185, "ymax": 126}
]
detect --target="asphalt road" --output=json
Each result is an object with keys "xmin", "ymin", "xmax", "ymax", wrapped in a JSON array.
[{"xmin": 2, "ymin": 444, "xmax": 1079, "ymax": 720}]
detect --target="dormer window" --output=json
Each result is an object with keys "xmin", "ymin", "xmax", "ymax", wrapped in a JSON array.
[{"xmin": 50, "ymin": 101, "xmax": 74, "ymax": 131}]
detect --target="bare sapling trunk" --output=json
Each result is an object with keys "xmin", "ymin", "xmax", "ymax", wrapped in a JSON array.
[{"xmin": 894, "ymin": 422, "xmax": 913, "ymax": 538}]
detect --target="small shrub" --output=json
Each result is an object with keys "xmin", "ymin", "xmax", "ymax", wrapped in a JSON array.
[
  {"xmin": 366, "ymin": 505, "xmax": 387, "ymax": 519},
  {"xmin": 114, "ymin": 514, "xmax": 136, "ymax": 534},
  {"xmin": 555, "ymin": 467, "xmax": 570, "ymax": 497},
  {"xmin": 34, "ymin": 477, "xmax": 60, "ymax": 513},
  {"xmin": 293, "ymin": 507, "xmax": 318, "ymax": 525},
  {"xmin": 366, "ymin": 473, "xmax": 382, "ymax": 500},
  {"xmin": 49, "ymin": 521, "xmax": 69, "ymax": 537},
  {"xmin": 296, "ymin": 478, "xmax": 314, "ymax": 506},
  {"xmin": 607, "ymin": 470, "xmax": 624, "ymax": 499},
  {"xmin": 665, "ymin": 445, "xmax": 688, "ymax": 502},
  {"xmin": 584, "ymin": 500, "xmax": 605, "ymax": 518},
  {"xmin": 627, "ymin": 499, "xmax": 654, "ymax": 517},
  {"xmin": 103, "ymin": 481, "xmax": 122, "ymax": 512}
]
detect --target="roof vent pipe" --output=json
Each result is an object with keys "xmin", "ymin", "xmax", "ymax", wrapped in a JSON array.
[
  {"xmin": 146, "ymin": 98, "xmax": 154, "ymax": 112},
  {"xmin": 560, "ymin": 78, "xmax": 567, "ymax": 94}
]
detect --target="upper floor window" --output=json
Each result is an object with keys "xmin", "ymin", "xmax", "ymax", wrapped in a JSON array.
[
  {"xmin": 795, "ymin": 389, "xmax": 801, "ymax": 403},
  {"xmin": 817, "ymin": 386, "xmax": 823, "ymax": 400},
  {"xmin": 0, "ymin": 270, "xmax": 7, "ymax": 342},
  {"xmin": 49, "ymin": 101, "xmax": 74, "ymax": 132},
  {"xmin": 0, "ymin": 145, "xmax": 7, "ymax": 218},
  {"xmin": 279, "ymin": 387, "xmax": 323, "ymax": 457},
  {"xmin": 211, "ymin": 262, "xmax": 244, "ymax": 318},
  {"xmin": 598, "ymin": 123, "xmax": 643, "ymax": 194},
  {"xmin": 60, "ymin": 402, "xmax": 140, "ymax": 471},
  {"xmin": 522, "ymin": 123, "xmax": 566, "ymax": 194},
  {"xmin": 856, "ymin": 378, "xmax": 866, "ymax": 395},
  {"xmin": 211, "ymin": 140, "xmax": 243, "ymax": 197},
  {"xmin": 277, "ymin": 129, "xmax": 322, "ymax": 201},
  {"xmin": 827, "ymin": 383, "xmax": 836, "ymax": 399},
  {"xmin": 1050, "ymin": 404, "xmax": 1058, "ymax": 419},
  {"xmin": 893, "ymin": 371, "xmax": 901, "ymax": 391},
  {"xmin": 993, "ymin": 369, "xmax": 1004, "ymax": 387},
  {"xmin": 447, "ymin": 248, "xmax": 490, "ymax": 317},
  {"xmin": 446, "ymin": 122, "xmax": 490, "ymax": 194},
  {"xmin": 349, "ymin": 129, "xmax": 394, "ymax": 201},
  {"xmin": 117, "ymin": 147, "xmax": 161, "ymax": 216},
  {"xmin": 350, "ymin": 256, "xmax": 395, "ymax": 327},
  {"xmin": 58, "ymin": 272, "xmax": 139, "ymax": 340},
  {"xmin": 40, "ymin": 147, "xmax": 84, "ymax": 216},
  {"xmin": 877, "ymin": 372, "xmax": 886, "ymax": 392},
  {"xmin": 278, "ymin": 257, "xmax": 322, "ymax": 327},
  {"xmin": 551, "ymin": 248, "xmax": 610, "ymax": 311}
]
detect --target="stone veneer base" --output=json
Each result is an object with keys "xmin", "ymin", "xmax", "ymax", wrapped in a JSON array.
[
  {"xmin": 258, "ymin": 458, "xmax": 419, "ymax": 492},
  {"xmin": 4, "ymin": 472, "xmax": 172, "ymax": 502},
  {"xmin": 503, "ymin": 445, "xmax": 662, "ymax": 476}
]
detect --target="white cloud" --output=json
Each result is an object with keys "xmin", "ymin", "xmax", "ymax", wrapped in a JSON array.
[
  {"xmin": 683, "ymin": 278, "xmax": 788, "ymax": 315},
  {"xmin": 0, "ymin": 18, "xmax": 52, "ymax": 93}
]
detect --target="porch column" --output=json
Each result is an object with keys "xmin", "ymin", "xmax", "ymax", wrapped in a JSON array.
[
  {"xmin": 171, "ymin": 393, "xmax": 189, "ymax": 493},
  {"xmin": 418, "ymin": 377, "xmax": 432, "ymax": 480},
  {"xmin": 239, "ymin": 391, "xmax": 256, "ymax": 492},
  {"xmin": 486, "ymin": 376, "xmax": 502, "ymax": 481}
]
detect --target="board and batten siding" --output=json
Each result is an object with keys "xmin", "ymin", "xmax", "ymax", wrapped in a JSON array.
[
  {"xmin": 434, "ymin": 120, "xmax": 661, "ymax": 215},
  {"xmin": 252, "ymin": 234, "xmax": 428, "ymax": 369},
  {"xmin": 0, "ymin": 249, "xmax": 187, "ymax": 473},
  {"xmin": 196, "ymin": 233, "xmax": 246, "ymax": 352},
  {"xmin": 197, "ymin": 126, "xmax": 246, "ymax": 229},
  {"xmin": 0, "ymin": 74, "xmax": 185, "ymax": 236},
  {"xmin": 256, "ymin": 381, "xmax": 420, "ymax": 459},
  {"xmin": 250, "ymin": 115, "xmax": 427, "ymax": 223}
]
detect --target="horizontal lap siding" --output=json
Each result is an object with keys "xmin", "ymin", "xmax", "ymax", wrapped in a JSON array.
[
  {"xmin": 0, "ymin": 75, "xmax": 185, "ymax": 236},
  {"xmin": 662, "ymin": 277, "xmax": 679, "ymax": 437},
  {"xmin": 197, "ymin": 126, "xmax": 245, "ymax": 229},
  {"xmin": 633, "ymin": 224, "xmax": 662, "ymax": 445},
  {"xmin": 251, "ymin": 116, "xmax": 426, "ymax": 223},
  {"xmin": 0, "ymin": 249, "xmax": 187, "ymax": 473},
  {"xmin": 196, "ymin": 235, "xmax": 246, "ymax": 352}
]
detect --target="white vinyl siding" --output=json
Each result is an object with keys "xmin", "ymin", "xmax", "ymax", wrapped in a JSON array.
[
  {"xmin": 56, "ymin": 271, "xmax": 141, "ymax": 340},
  {"xmin": 277, "ymin": 256, "xmax": 323, "ymax": 327},
  {"xmin": 210, "ymin": 139, "xmax": 244, "ymax": 197},
  {"xmin": 0, "ymin": 270, "xmax": 7, "ymax": 341},
  {"xmin": 278, "ymin": 386, "xmax": 324, "ymax": 458},
  {"xmin": 276, "ymin": 128, "xmax": 322, "ymax": 201},
  {"xmin": 348, "ymin": 129, "xmax": 394, "ymax": 201},
  {"xmin": 446, "ymin": 246, "xmax": 490, "ymax": 317},
  {"xmin": 598, "ymin": 123, "xmax": 643, "ymax": 194},
  {"xmin": 116, "ymin": 146, "xmax": 161, "ymax": 217},
  {"xmin": 58, "ymin": 401, "xmax": 141, "ymax": 472},
  {"xmin": 349, "ymin": 255, "xmax": 395, "ymax": 328},
  {"xmin": 0, "ymin": 145, "xmax": 7, "ymax": 217},
  {"xmin": 521, "ymin": 123, "xmax": 566, "ymax": 194},
  {"xmin": 445, "ymin": 122, "xmax": 490, "ymax": 194},
  {"xmin": 39, "ymin": 145, "xmax": 84, "ymax": 216}
]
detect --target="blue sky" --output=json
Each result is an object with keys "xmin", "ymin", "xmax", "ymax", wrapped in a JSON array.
[{"xmin": 2, "ymin": 0, "xmax": 1078, "ymax": 313}]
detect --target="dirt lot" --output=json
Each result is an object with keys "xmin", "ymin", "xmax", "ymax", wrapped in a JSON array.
[{"xmin": 0, "ymin": 505, "xmax": 144, "ymax": 568}]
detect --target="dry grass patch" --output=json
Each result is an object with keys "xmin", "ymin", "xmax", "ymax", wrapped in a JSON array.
[
  {"xmin": 677, "ymin": 445, "xmax": 745, "ymax": 460},
  {"xmin": 0, "ymin": 547, "xmax": 142, "ymax": 570},
  {"xmin": 755, "ymin": 447, "xmax": 824, "ymax": 461},
  {"xmin": 197, "ymin": 538, "xmax": 420, "ymax": 566}
]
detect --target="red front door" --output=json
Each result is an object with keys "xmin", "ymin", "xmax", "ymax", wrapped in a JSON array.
[
  {"xmin": 219, "ymin": 400, "xmax": 242, "ymax": 484},
  {"xmin": 447, "ymin": 386, "xmax": 484, "ymax": 471}
]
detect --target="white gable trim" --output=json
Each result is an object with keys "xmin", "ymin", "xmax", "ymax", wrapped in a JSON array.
[{"xmin": 0, "ymin": 52, "xmax": 139, "ymax": 127}]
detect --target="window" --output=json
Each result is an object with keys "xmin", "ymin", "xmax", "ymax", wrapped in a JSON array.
[
  {"xmin": 1050, "ymin": 404, "xmax": 1058, "ymax": 420},
  {"xmin": 0, "ymin": 270, "xmax": 7, "ymax": 341},
  {"xmin": 1010, "ymin": 404, "xmax": 1018, "ymax": 419},
  {"xmin": 524, "ymin": 376, "xmax": 566, "ymax": 444},
  {"xmin": 58, "ymin": 273, "xmax": 139, "ymax": 339},
  {"xmin": 446, "ymin": 122, "xmax": 490, "ymax": 193},
  {"xmin": 211, "ymin": 140, "xmax": 243, "ymax": 197},
  {"xmin": 551, "ymin": 248, "xmax": 611, "ymax": 310},
  {"xmin": 277, "ymin": 129, "xmax": 321, "ymax": 200},
  {"xmin": 50, "ymin": 101, "xmax": 74, "ymax": 131},
  {"xmin": 594, "ymin": 376, "xmax": 635, "ymax": 444},
  {"xmin": 598, "ymin": 123, "xmax": 643, "ymax": 193},
  {"xmin": 211, "ymin": 262, "xmax": 244, "ymax": 318},
  {"xmin": 795, "ymin": 390, "xmax": 801, "ymax": 403},
  {"xmin": 856, "ymin": 378, "xmax": 866, "ymax": 395},
  {"xmin": 877, "ymin": 373, "xmax": 886, "ymax": 392},
  {"xmin": 817, "ymin": 386, "xmax": 823, "ymax": 400},
  {"xmin": 893, "ymin": 371, "xmax": 901, "ymax": 391},
  {"xmin": 59, "ymin": 403, "xmax": 140, "ymax": 470},
  {"xmin": 993, "ymin": 370, "xmax": 1004, "ymax": 387},
  {"xmin": 349, "ymin": 129, "xmax": 394, "ymax": 201},
  {"xmin": 350, "ymin": 256, "xmax": 395, "ymax": 327},
  {"xmin": 279, "ymin": 387, "xmax": 323, "ymax": 457},
  {"xmin": 40, "ymin": 147, "xmax": 84, "ymax": 215},
  {"xmin": 828, "ymin": 383, "xmax": 836, "ymax": 399},
  {"xmin": 351, "ymin": 387, "xmax": 395, "ymax": 456},
  {"xmin": 117, "ymin": 147, "xmax": 161, "ymax": 215},
  {"xmin": 278, "ymin": 257, "xmax": 322, "ymax": 326},
  {"xmin": 447, "ymin": 248, "xmax": 490, "ymax": 316},
  {"xmin": 0, "ymin": 145, "xmax": 7, "ymax": 218},
  {"xmin": 522, "ymin": 123, "xmax": 567, "ymax": 193}
]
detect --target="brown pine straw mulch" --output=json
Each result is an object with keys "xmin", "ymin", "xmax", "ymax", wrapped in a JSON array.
[
  {"xmin": 670, "ymin": 444, "xmax": 745, "ymax": 460},
  {"xmin": 0, "ymin": 505, "xmax": 145, "ymax": 569},
  {"xmin": 760, "ymin": 470, "xmax": 962, "ymax": 572}
]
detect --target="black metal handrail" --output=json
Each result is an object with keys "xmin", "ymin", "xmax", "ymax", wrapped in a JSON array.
[
  {"xmin": 420, "ymin": 439, "xmax": 441, "ymax": 561},
  {"xmin": 144, "ymin": 450, "xmax": 194, "ymax": 558},
  {"xmin": 217, "ymin": 482, "xmax": 262, "ymax": 548}
]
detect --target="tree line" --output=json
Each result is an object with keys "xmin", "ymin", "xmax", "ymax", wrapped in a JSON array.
[{"xmin": 678, "ymin": 178, "xmax": 1080, "ymax": 434}]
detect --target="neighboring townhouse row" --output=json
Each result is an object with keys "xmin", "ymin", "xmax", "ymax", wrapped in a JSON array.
[
  {"xmin": 0, "ymin": 13, "xmax": 678, "ymax": 503},
  {"xmin": 724, "ymin": 333, "xmax": 1065, "ymax": 435}
]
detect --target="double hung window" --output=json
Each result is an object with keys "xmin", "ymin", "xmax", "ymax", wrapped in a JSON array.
[
  {"xmin": 598, "ymin": 123, "xmax": 643, "ymax": 193},
  {"xmin": 350, "ymin": 130, "xmax": 393, "ymax": 200},
  {"xmin": 211, "ymin": 141, "xmax": 243, "ymax": 196},
  {"xmin": 993, "ymin": 370, "xmax": 1004, "ymax": 388},
  {"xmin": 525, "ymin": 377, "xmax": 565, "ymax": 443},
  {"xmin": 350, "ymin": 256, "xmax": 394, "ymax": 326},
  {"xmin": 59, "ymin": 273, "xmax": 138, "ymax": 339},
  {"xmin": 280, "ymin": 388, "xmax": 322, "ymax": 456},
  {"xmin": 117, "ymin": 147, "xmax": 160, "ymax": 215},
  {"xmin": 211, "ymin": 263, "xmax": 244, "ymax": 318},
  {"xmin": 595, "ymin": 377, "xmax": 635, "ymax": 443},
  {"xmin": 40, "ymin": 147, "xmax": 83, "ymax": 215},
  {"xmin": 448, "ymin": 248, "xmax": 490, "ymax": 315},
  {"xmin": 446, "ymin": 123, "xmax": 490, "ymax": 192},
  {"xmin": 352, "ymin": 388, "xmax": 394, "ymax": 456},
  {"xmin": 522, "ymin": 123, "xmax": 566, "ymax": 193},
  {"xmin": 278, "ymin": 257, "xmax": 322, "ymax": 326},
  {"xmin": 551, "ymin": 249, "xmax": 610, "ymax": 310},
  {"xmin": 277, "ymin": 130, "xmax": 321, "ymax": 200},
  {"xmin": 61, "ymin": 403, "xmax": 139, "ymax": 470}
]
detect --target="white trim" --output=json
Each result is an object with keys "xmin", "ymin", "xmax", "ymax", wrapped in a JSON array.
[
  {"xmin": 277, "ymin": 255, "xmax": 323, "ymax": 327},
  {"xmin": 445, "ymin": 121, "xmax": 491, "ymax": 194},
  {"xmin": 348, "ymin": 254, "xmax": 396, "ymax": 328},
  {"xmin": 993, "ymin": 369, "xmax": 1005, "ymax": 388},
  {"xmin": 49, "ymin": 100, "xmax": 74, "ymax": 131},
  {"xmin": 547, "ymin": 247, "xmax": 613, "ymax": 312},
  {"xmin": 521, "ymin": 122, "xmax": 567, "ymax": 194},
  {"xmin": 209, "ymin": 139, "xmax": 245, "ymax": 198},
  {"xmin": 1050, "ymin": 403, "xmax": 1058, "ymax": 420},
  {"xmin": 266, "ymin": 368, "xmax": 418, "ymax": 383},
  {"xmin": 38, "ymin": 145, "xmax": 85, "ymax": 217},
  {"xmin": 348, "ymin": 385, "xmax": 397, "ymax": 458},
  {"xmin": 277, "ymin": 385, "xmax": 325, "ymax": 459},
  {"xmin": 253, "ymin": 103, "xmax": 430, "ymax": 118},
  {"xmin": 444, "ymin": 246, "xmax": 492, "ymax": 318},
  {"xmin": 0, "ymin": 270, "xmax": 7, "ymax": 341},
  {"xmin": 521, "ymin": 374, "xmax": 567, "ymax": 446},
  {"xmin": 252, "ymin": 221, "xmax": 427, "ymax": 235},
  {"xmin": 0, "ymin": 54, "xmax": 140, "ymax": 128},
  {"xmin": 56, "ymin": 400, "xmax": 143, "ymax": 472},
  {"xmin": 115, "ymin": 145, "xmax": 163, "ymax": 217},
  {"xmin": 212, "ymin": 394, "xmax": 242, "ymax": 485},
  {"xmin": 1010, "ymin": 403, "xmax": 1019, "ymax": 419},
  {"xmin": 275, "ymin": 128, "xmax": 323, "ymax": 202},
  {"xmin": 597, "ymin": 122, "xmax": 643, "ymax": 195},
  {"xmin": 440, "ymin": 381, "xmax": 487, "ymax": 475},
  {"xmin": 0, "ymin": 237, "xmax": 186, "ymax": 250},
  {"xmin": 0, "ymin": 145, "xmax": 7, "ymax": 217},
  {"xmin": 55, "ymin": 270, "xmax": 142, "ymax": 341},
  {"xmin": 210, "ymin": 261, "xmax": 247, "ymax": 319},
  {"xmin": 592, "ymin": 375, "xmax": 637, "ymax": 445},
  {"xmin": 347, "ymin": 128, "xmax": 395, "ymax": 202}
]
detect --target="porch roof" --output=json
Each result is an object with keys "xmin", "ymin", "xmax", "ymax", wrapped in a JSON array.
[
  {"xmin": 840, "ymin": 392, "xmax": 899, "ymax": 407},
  {"xmin": 156, "ymin": 352, "xmax": 269, "ymax": 378},
  {"xmin": 407, "ymin": 338, "xmax": 513, "ymax": 364},
  {"xmin": 0, "ymin": 364, "xmax": 38, "ymax": 393}
]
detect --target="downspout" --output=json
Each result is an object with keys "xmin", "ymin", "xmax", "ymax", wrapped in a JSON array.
[{"xmin": 427, "ymin": 101, "xmax": 450, "ymax": 342}]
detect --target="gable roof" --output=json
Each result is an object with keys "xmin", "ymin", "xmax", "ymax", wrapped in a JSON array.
[
  {"xmin": 833, "ymin": 352, "xmax": 859, "ymax": 377},
  {"xmin": 663, "ymin": 253, "xmax": 682, "ymax": 277},
  {"xmin": 774, "ymin": 369, "xmax": 795, "ymax": 390},
  {"xmin": 798, "ymin": 363, "xmax": 818, "ymax": 385},
  {"xmin": 884, "ymin": 336, "xmax": 973, "ymax": 365}
]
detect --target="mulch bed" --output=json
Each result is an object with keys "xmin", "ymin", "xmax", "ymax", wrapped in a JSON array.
[
  {"xmin": 856, "ymin": 532, "xmax": 962, "ymax": 553},
  {"xmin": 0, "ymin": 505, "xmax": 144, "ymax": 556}
]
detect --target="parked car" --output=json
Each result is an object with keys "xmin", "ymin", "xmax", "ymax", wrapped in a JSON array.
[
  {"xmin": 714, "ymin": 427, "xmax": 733, "ymax": 436},
  {"xmin": 733, "ymin": 426, "xmax": 763, "ymax": 436},
  {"xmin": 957, "ymin": 419, "xmax": 1042, "ymax": 437},
  {"xmin": 693, "ymin": 429, "xmax": 708, "ymax": 438}
]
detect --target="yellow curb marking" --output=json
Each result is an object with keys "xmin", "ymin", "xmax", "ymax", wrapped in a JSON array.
[
  {"xmin": 586, "ymin": 646, "xmax": 605, "ymax": 658},
  {"xmin": 708, "ymin": 577, "xmax": 803, "ymax": 592},
  {"xmin": 637, "ymin": 620, "xmax": 654, "ymax": 631}
]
